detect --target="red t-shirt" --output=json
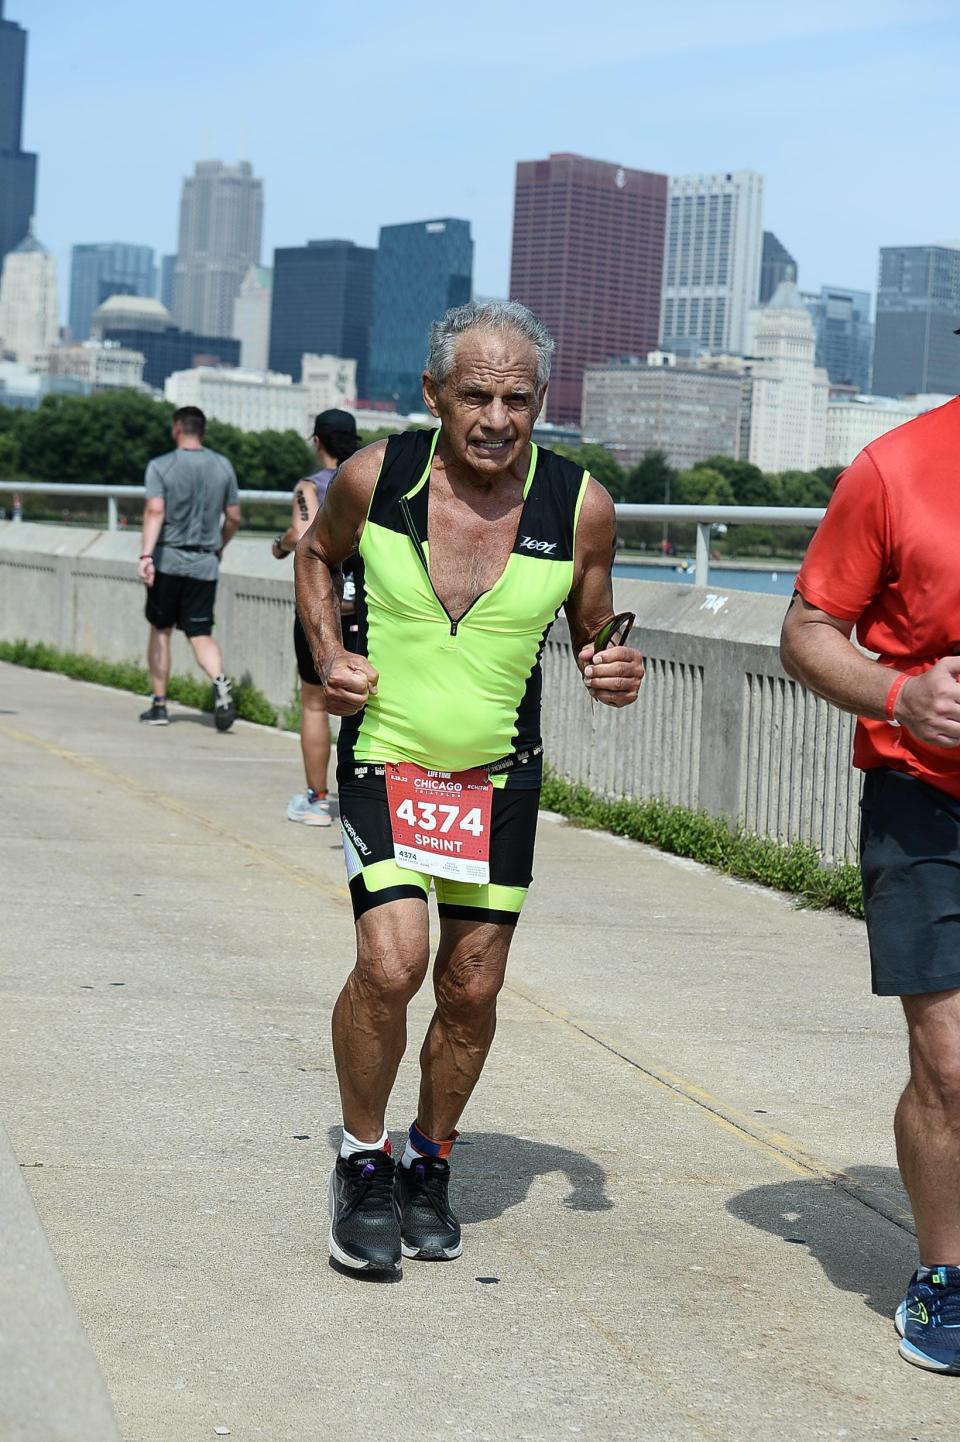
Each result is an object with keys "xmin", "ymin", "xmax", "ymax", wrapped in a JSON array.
[{"xmin": 795, "ymin": 395, "xmax": 960, "ymax": 798}]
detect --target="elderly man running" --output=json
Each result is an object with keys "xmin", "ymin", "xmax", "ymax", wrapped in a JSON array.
[{"xmin": 296, "ymin": 300, "xmax": 644, "ymax": 1273}]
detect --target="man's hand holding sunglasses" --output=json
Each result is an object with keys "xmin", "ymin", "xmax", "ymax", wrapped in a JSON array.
[{"xmin": 578, "ymin": 612, "xmax": 644, "ymax": 709}]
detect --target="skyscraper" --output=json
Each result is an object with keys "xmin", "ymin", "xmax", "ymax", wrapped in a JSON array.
[
  {"xmin": 268, "ymin": 240, "xmax": 375, "ymax": 390},
  {"xmin": 159, "ymin": 254, "xmax": 176, "ymax": 311},
  {"xmin": 660, "ymin": 171, "xmax": 764, "ymax": 357},
  {"xmin": 510, "ymin": 153, "xmax": 667, "ymax": 425},
  {"xmin": 368, "ymin": 219, "xmax": 472, "ymax": 413},
  {"xmin": 802, "ymin": 284, "xmax": 873, "ymax": 393},
  {"xmin": 0, "ymin": 1, "xmax": 37, "ymax": 265},
  {"xmin": 746, "ymin": 282, "xmax": 828, "ymax": 473},
  {"xmin": 172, "ymin": 161, "xmax": 263, "ymax": 339},
  {"xmin": 232, "ymin": 263, "xmax": 272, "ymax": 371},
  {"xmin": 0, "ymin": 228, "xmax": 58, "ymax": 364},
  {"xmin": 69, "ymin": 243, "xmax": 156, "ymax": 341},
  {"xmin": 872, "ymin": 245, "xmax": 960, "ymax": 397},
  {"xmin": 759, "ymin": 232, "xmax": 797, "ymax": 304}
]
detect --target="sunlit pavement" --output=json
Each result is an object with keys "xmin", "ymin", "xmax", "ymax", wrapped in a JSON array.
[{"xmin": 0, "ymin": 661, "xmax": 941, "ymax": 1442}]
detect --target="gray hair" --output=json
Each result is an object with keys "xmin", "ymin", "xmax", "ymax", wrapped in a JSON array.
[{"xmin": 427, "ymin": 300, "xmax": 555, "ymax": 390}]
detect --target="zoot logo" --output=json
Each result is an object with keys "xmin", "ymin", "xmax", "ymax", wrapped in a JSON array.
[{"xmin": 520, "ymin": 536, "xmax": 557, "ymax": 555}]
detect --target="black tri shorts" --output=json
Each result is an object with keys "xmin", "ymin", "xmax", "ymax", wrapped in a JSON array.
[
  {"xmin": 145, "ymin": 571, "xmax": 217, "ymax": 637},
  {"xmin": 860, "ymin": 767, "xmax": 960, "ymax": 996},
  {"xmin": 337, "ymin": 762, "xmax": 540, "ymax": 926},
  {"xmin": 294, "ymin": 615, "xmax": 322, "ymax": 686}
]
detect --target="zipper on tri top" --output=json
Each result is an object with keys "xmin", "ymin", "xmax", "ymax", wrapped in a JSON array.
[{"xmin": 399, "ymin": 494, "xmax": 483, "ymax": 638}]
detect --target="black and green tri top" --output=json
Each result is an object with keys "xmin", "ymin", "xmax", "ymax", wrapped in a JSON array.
[{"xmin": 337, "ymin": 427, "xmax": 590, "ymax": 779}]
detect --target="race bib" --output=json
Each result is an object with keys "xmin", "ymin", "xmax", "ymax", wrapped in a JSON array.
[{"xmin": 385, "ymin": 763, "xmax": 492, "ymax": 884}]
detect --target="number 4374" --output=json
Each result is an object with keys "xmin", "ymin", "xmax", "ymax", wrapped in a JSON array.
[{"xmin": 395, "ymin": 799, "xmax": 484, "ymax": 836}]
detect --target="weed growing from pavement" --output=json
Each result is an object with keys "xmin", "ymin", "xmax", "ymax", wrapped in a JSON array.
[
  {"xmin": 0, "ymin": 638, "xmax": 281, "ymax": 729},
  {"xmin": 540, "ymin": 770, "xmax": 864, "ymax": 919}
]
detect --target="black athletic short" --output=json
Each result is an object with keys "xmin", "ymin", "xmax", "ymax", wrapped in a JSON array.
[
  {"xmin": 337, "ymin": 762, "xmax": 540, "ymax": 925},
  {"xmin": 293, "ymin": 557, "xmax": 366, "ymax": 684},
  {"xmin": 145, "ymin": 571, "xmax": 217, "ymax": 637},
  {"xmin": 860, "ymin": 767, "xmax": 960, "ymax": 996},
  {"xmin": 294, "ymin": 615, "xmax": 322, "ymax": 685}
]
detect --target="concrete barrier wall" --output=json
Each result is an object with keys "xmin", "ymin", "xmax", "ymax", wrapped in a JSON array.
[
  {"xmin": 541, "ymin": 579, "xmax": 861, "ymax": 862},
  {"xmin": 0, "ymin": 524, "xmax": 862, "ymax": 862}
]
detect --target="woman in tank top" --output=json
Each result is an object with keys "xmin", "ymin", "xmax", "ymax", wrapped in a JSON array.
[{"xmin": 273, "ymin": 408, "xmax": 360, "ymax": 826}]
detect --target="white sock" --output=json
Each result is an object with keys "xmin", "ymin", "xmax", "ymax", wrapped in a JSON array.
[
  {"xmin": 401, "ymin": 1135, "xmax": 427, "ymax": 1169},
  {"xmin": 340, "ymin": 1126, "xmax": 388, "ymax": 1159}
]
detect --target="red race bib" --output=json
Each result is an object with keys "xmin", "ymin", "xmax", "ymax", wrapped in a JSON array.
[{"xmin": 385, "ymin": 763, "xmax": 493, "ymax": 885}]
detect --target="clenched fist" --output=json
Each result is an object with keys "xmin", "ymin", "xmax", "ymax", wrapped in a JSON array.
[
  {"xmin": 897, "ymin": 656, "xmax": 960, "ymax": 748},
  {"xmin": 321, "ymin": 651, "xmax": 379, "ymax": 716}
]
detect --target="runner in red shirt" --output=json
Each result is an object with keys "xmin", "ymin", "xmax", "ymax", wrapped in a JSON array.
[{"xmin": 781, "ymin": 395, "xmax": 960, "ymax": 1374}]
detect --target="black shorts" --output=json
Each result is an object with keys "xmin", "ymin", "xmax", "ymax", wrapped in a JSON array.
[
  {"xmin": 145, "ymin": 571, "xmax": 217, "ymax": 637},
  {"xmin": 294, "ymin": 601, "xmax": 365, "ymax": 686},
  {"xmin": 337, "ymin": 763, "xmax": 540, "ymax": 926},
  {"xmin": 294, "ymin": 615, "xmax": 322, "ymax": 685},
  {"xmin": 860, "ymin": 767, "xmax": 960, "ymax": 996}
]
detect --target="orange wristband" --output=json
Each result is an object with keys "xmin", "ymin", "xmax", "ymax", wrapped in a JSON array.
[{"xmin": 885, "ymin": 671, "xmax": 909, "ymax": 726}]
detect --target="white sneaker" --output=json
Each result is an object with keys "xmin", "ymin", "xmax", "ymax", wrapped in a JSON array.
[{"xmin": 287, "ymin": 791, "xmax": 332, "ymax": 826}]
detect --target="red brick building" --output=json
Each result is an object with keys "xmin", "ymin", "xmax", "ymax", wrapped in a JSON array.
[{"xmin": 509, "ymin": 153, "xmax": 667, "ymax": 426}]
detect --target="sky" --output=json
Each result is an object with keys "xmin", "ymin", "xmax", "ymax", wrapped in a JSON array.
[{"xmin": 12, "ymin": 0, "xmax": 960, "ymax": 322}]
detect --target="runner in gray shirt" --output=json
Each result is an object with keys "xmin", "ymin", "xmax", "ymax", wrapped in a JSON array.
[{"xmin": 138, "ymin": 406, "xmax": 242, "ymax": 729}]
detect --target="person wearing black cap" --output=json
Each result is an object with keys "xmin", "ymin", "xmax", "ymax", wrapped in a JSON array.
[{"xmin": 273, "ymin": 409, "xmax": 360, "ymax": 826}]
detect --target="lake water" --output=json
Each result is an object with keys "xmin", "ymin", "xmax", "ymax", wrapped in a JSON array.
[{"xmin": 613, "ymin": 561, "xmax": 798, "ymax": 597}]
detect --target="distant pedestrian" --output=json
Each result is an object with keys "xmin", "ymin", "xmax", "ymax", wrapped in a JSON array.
[
  {"xmin": 138, "ymin": 406, "xmax": 241, "ymax": 730},
  {"xmin": 781, "ymin": 394, "xmax": 960, "ymax": 1374},
  {"xmin": 272, "ymin": 409, "xmax": 360, "ymax": 825}
]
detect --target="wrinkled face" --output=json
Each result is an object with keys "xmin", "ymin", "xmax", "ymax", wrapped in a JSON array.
[{"xmin": 422, "ymin": 328, "xmax": 546, "ymax": 478}]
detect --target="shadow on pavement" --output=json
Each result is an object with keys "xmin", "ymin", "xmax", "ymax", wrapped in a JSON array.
[
  {"xmin": 455, "ymin": 1131, "xmax": 614, "ymax": 1221},
  {"xmin": 726, "ymin": 1165, "xmax": 915, "ymax": 1319},
  {"xmin": 324, "ymin": 1126, "xmax": 613, "ymax": 1221}
]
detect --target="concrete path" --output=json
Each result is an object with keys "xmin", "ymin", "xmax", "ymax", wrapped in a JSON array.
[{"xmin": 0, "ymin": 661, "xmax": 946, "ymax": 1441}]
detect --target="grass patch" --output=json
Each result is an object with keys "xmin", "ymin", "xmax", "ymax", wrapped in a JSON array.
[
  {"xmin": 280, "ymin": 686, "xmax": 303, "ymax": 733},
  {"xmin": 0, "ymin": 638, "xmax": 279, "ymax": 728},
  {"xmin": 541, "ymin": 770, "xmax": 863, "ymax": 918}
]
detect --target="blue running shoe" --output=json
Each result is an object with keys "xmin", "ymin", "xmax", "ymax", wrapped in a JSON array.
[{"xmin": 896, "ymin": 1267, "xmax": 960, "ymax": 1373}]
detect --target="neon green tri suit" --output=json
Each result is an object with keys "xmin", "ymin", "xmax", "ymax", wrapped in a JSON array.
[{"xmin": 336, "ymin": 426, "xmax": 590, "ymax": 926}]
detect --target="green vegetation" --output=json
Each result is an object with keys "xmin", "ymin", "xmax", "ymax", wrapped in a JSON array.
[
  {"xmin": 0, "ymin": 390, "xmax": 840, "ymax": 553},
  {"xmin": 0, "ymin": 638, "xmax": 281, "ymax": 728},
  {"xmin": 0, "ymin": 390, "xmax": 395, "ymax": 531},
  {"xmin": 541, "ymin": 770, "xmax": 863, "ymax": 918},
  {"xmin": 552, "ymin": 444, "xmax": 841, "ymax": 559}
]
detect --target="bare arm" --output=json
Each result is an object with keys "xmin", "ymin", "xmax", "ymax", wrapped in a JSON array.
[
  {"xmin": 294, "ymin": 442, "xmax": 385, "ymax": 715},
  {"xmin": 139, "ymin": 497, "xmax": 164, "ymax": 586},
  {"xmin": 564, "ymin": 477, "xmax": 644, "ymax": 709},
  {"xmin": 781, "ymin": 593, "xmax": 960, "ymax": 747},
  {"xmin": 273, "ymin": 483, "xmax": 316, "ymax": 560},
  {"xmin": 220, "ymin": 503, "xmax": 241, "ymax": 553}
]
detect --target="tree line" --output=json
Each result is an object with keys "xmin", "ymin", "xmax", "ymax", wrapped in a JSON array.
[{"xmin": 0, "ymin": 390, "xmax": 840, "ymax": 553}]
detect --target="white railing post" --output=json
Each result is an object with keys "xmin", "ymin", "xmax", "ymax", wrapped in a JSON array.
[
  {"xmin": 107, "ymin": 496, "xmax": 118, "ymax": 532},
  {"xmin": 695, "ymin": 523, "xmax": 710, "ymax": 587}
]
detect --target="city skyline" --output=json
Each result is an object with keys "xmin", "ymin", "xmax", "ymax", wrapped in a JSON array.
[{"xmin": 11, "ymin": 0, "xmax": 960, "ymax": 326}]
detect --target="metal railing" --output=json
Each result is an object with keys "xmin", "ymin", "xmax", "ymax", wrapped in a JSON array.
[
  {"xmin": 0, "ymin": 480, "xmax": 289, "ymax": 539},
  {"xmin": 615, "ymin": 504, "xmax": 824, "ymax": 585},
  {"xmin": 0, "ymin": 481, "xmax": 826, "ymax": 587}
]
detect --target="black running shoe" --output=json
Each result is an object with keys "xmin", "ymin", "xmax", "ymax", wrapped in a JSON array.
[
  {"xmin": 212, "ymin": 676, "xmax": 235, "ymax": 732},
  {"xmin": 396, "ymin": 1157, "xmax": 462, "ymax": 1261},
  {"xmin": 328, "ymin": 1150, "xmax": 401, "ymax": 1273},
  {"xmin": 139, "ymin": 701, "xmax": 169, "ymax": 725}
]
